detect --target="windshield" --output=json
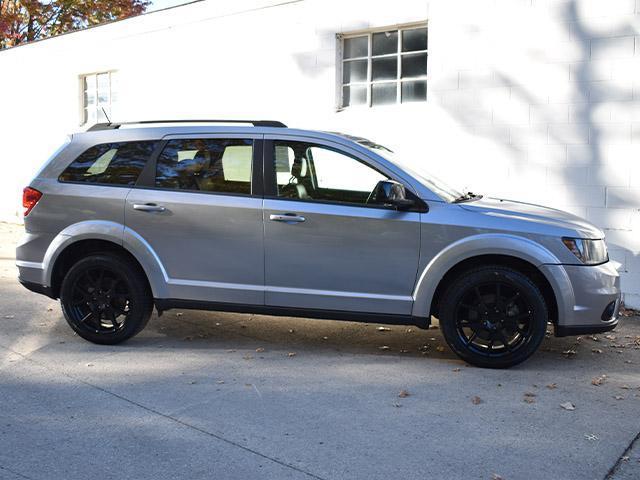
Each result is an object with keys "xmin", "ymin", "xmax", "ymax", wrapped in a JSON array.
[{"xmin": 357, "ymin": 141, "xmax": 465, "ymax": 203}]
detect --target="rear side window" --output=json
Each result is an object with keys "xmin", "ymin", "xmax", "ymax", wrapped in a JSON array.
[
  {"xmin": 155, "ymin": 138, "xmax": 253, "ymax": 195},
  {"xmin": 59, "ymin": 141, "xmax": 158, "ymax": 185}
]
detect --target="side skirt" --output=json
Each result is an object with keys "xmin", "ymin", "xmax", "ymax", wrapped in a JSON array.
[{"xmin": 154, "ymin": 298, "xmax": 430, "ymax": 329}]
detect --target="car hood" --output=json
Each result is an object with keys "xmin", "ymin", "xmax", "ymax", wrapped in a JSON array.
[{"xmin": 458, "ymin": 197, "xmax": 604, "ymax": 238}]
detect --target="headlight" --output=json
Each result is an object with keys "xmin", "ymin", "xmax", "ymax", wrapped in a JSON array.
[{"xmin": 562, "ymin": 238, "xmax": 608, "ymax": 265}]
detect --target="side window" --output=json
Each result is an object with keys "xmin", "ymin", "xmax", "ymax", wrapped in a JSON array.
[
  {"xmin": 273, "ymin": 141, "xmax": 387, "ymax": 205},
  {"xmin": 155, "ymin": 138, "xmax": 253, "ymax": 194},
  {"xmin": 59, "ymin": 141, "xmax": 158, "ymax": 185}
]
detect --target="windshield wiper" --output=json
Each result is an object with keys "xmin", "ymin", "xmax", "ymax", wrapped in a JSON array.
[{"xmin": 452, "ymin": 192, "xmax": 483, "ymax": 203}]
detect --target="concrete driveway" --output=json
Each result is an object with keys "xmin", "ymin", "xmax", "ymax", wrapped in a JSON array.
[{"xmin": 1, "ymin": 222, "xmax": 639, "ymax": 480}]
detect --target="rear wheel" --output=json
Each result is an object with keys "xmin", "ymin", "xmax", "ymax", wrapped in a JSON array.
[
  {"xmin": 60, "ymin": 253, "xmax": 153, "ymax": 345},
  {"xmin": 438, "ymin": 266, "xmax": 548, "ymax": 368}
]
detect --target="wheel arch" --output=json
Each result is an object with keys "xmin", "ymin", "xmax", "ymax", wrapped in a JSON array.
[
  {"xmin": 43, "ymin": 221, "xmax": 168, "ymax": 299},
  {"xmin": 412, "ymin": 234, "xmax": 564, "ymax": 323}
]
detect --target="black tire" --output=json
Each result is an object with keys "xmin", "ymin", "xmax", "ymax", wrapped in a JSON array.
[
  {"xmin": 60, "ymin": 253, "xmax": 153, "ymax": 345},
  {"xmin": 438, "ymin": 266, "xmax": 548, "ymax": 369}
]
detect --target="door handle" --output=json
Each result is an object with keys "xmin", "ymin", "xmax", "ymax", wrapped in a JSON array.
[
  {"xmin": 133, "ymin": 203, "xmax": 166, "ymax": 213},
  {"xmin": 269, "ymin": 213, "xmax": 306, "ymax": 223}
]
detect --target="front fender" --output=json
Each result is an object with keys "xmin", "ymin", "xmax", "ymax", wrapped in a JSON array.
[{"xmin": 411, "ymin": 233, "xmax": 570, "ymax": 318}]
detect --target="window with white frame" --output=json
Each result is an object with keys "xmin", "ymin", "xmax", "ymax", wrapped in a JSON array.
[
  {"xmin": 339, "ymin": 25, "xmax": 428, "ymax": 108},
  {"xmin": 81, "ymin": 71, "xmax": 118, "ymax": 125}
]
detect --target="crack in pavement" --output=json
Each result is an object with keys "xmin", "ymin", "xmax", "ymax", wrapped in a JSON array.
[
  {"xmin": 0, "ymin": 343, "xmax": 329, "ymax": 480},
  {"xmin": 605, "ymin": 430, "xmax": 640, "ymax": 479}
]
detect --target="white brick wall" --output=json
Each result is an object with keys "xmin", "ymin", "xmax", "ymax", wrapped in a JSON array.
[{"xmin": 0, "ymin": 0, "xmax": 638, "ymax": 306}]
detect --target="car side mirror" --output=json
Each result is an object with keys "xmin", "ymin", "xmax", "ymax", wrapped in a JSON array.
[{"xmin": 371, "ymin": 180, "xmax": 415, "ymax": 210}]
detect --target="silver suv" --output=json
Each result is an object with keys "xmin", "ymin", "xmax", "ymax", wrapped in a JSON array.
[{"xmin": 17, "ymin": 120, "xmax": 621, "ymax": 368}]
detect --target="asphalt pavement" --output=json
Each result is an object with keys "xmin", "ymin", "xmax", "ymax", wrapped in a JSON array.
[{"xmin": 1, "ymin": 222, "xmax": 639, "ymax": 480}]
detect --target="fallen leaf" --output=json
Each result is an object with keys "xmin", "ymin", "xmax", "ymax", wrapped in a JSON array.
[
  {"xmin": 452, "ymin": 368, "xmax": 461, "ymax": 372},
  {"xmin": 614, "ymin": 395, "xmax": 624, "ymax": 400},
  {"xmin": 287, "ymin": 352, "xmax": 297, "ymax": 357},
  {"xmin": 523, "ymin": 397, "xmax": 535, "ymax": 404},
  {"xmin": 562, "ymin": 349, "xmax": 577, "ymax": 357},
  {"xmin": 405, "ymin": 328, "xmax": 413, "ymax": 333},
  {"xmin": 546, "ymin": 383, "xmax": 558, "ymax": 390},
  {"xmin": 86, "ymin": 363, "xmax": 94, "ymax": 367},
  {"xmin": 3, "ymin": 315, "xmax": 15, "ymax": 319},
  {"xmin": 288, "ymin": 329, "xmax": 295, "ymax": 334},
  {"xmin": 471, "ymin": 396, "xmax": 483, "ymax": 405},
  {"xmin": 226, "ymin": 349, "xmax": 236, "ymax": 353},
  {"xmin": 436, "ymin": 345, "xmax": 445, "ymax": 353},
  {"xmin": 560, "ymin": 402, "xmax": 576, "ymax": 411},
  {"xmin": 376, "ymin": 326, "xmax": 391, "ymax": 332},
  {"xmin": 605, "ymin": 335, "xmax": 616, "ymax": 340},
  {"xmin": 590, "ymin": 336, "xmax": 599, "ymax": 342},
  {"xmin": 176, "ymin": 312, "xmax": 183, "ymax": 317},
  {"xmin": 189, "ymin": 381, "xmax": 197, "ymax": 385},
  {"xmin": 255, "ymin": 347, "xmax": 265, "ymax": 353},
  {"xmin": 591, "ymin": 348, "xmax": 603, "ymax": 354},
  {"xmin": 215, "ymin": 322, "xmax": 221, "ymax": 326},
  {"xmin": 242, "ymin": 354, "xmax": 253, "ymax": 360},
  {"xmin": 322, "ymin": 336, "xmax": 329, "ymax": 340},
  {"xmin": 399, "ymin": 349, "xmax": 409, "ymax": 354},
  {"xmin": 429, "ymin": 325, "xmax": 439, "ymax": 330},
  {"xmin": 216, "ymin": 380, "xmax": 225, "ymax": 384},
  {"xmin": 398, "ymin": 389, "xmax": 410, "ymax": 398},
  {"xmin": 591, "ymin": 375, "xmax": 607, "ymax": 386},
  {"xmin": 621, "ymin": 385, "xmax": 631, "ymax": 390},
  {"xmin": 379, "ymin": 346, "xmax": 390, "ymax": 351},
  {"xmin": 584, "ymin": 433, "xmax": 599, "ymax": 441},
  {"xmin": 183, "ymin": 336, "xmax": 193, "ymax": 341},
  {"xmin": 491, "ymin": 475, "xmax": 505, "ymax": 480},
  {"xmin": 393, "ymin": 403, "xmax": 402, "ymax": 408}
]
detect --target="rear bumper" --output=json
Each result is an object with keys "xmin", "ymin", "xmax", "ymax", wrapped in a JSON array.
[
  {"xmin": 541, "ymin": 261, "xmax": 621, "ymax": 337},
  {"xmin": 19, "ymin": 279, "xmax": 55, "ymax": 299}
]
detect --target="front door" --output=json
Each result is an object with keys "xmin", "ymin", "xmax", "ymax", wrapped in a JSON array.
[
  {"xmin": 125, "ymin": 134, "xmax": 264, "ymax": 304},
  {"xmin": 262, "ymin": 137, "xmax": 421, "ymax": 315}
]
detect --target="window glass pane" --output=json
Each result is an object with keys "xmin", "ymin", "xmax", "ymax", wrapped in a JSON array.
[
  {"xmin": 342, "ymin": 59, "xmax": 368, "ymax": 84},
  {"xmin": 402, "ymin": 28, "xmax": 428, "ymax": 52},
  {"xmin": 156, "ymin": 138, "xmax": 253, "ymax": 194},
  {"xmin": 402, "ymin": 53, "xmax": 428, "ymax": 78},
  {"xmin": 343, "ymin": 36, "xmax": 368, "ymax": 59},
  {"xmin": 343, "ymin": 85, "xmax": 367, "ymax": 107},
  {"xmin": 84, "ymin": 90, "xmax": 96, "ymax": 106},
  {"xmin": 84, "ymin": 75, "xmax": 96, "ymax": 93},
  {"xmin": 59, "ymin": 141, "xmax": 158, "ymax": 185},
  {"xmin": 97, "ymin": 73, "xmax": 110, "ymax": 104},
  {"xmin": 372, "ymin": 57, "xmax": 397, "ymax": 81},
  {"xmin": 221, "ymin": 145, "xmax": 252, "ymax": 182},
  {"xmin": 372, "ymin": 83, "xmax": 397, "ymax": 105},
  {"xmin": 402, "ymin": 80, "xmax": 427, "ymax": 103},
  {"xmin": 273, "ymin": 141, "xmax": 387, "ymax": 205},
  {"xmin": 372, "ymin": 31, "xmax": 398, "ymax": 56}
]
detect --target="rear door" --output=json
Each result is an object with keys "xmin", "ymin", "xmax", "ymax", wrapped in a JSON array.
[
  {"xmin": 262, "ymin": 136, "xmax": 422, "ymax": 315},
  {"xmin": 125, "ymin": 133, "xmax": 265, "ymax": 304}
]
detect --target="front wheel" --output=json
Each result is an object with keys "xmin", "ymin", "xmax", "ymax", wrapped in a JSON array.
[
  {"xmin": 60, "ymin": 253, "xmax": 153, "ymax": 345},
  {"xmin": 438, "ymin": 266, "xmax": 548, "ymax": 369}
]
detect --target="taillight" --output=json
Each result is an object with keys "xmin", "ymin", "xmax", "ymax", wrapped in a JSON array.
[{"xmin": 23, "ymin": 187, "xmax": 42, "ymax": 217}]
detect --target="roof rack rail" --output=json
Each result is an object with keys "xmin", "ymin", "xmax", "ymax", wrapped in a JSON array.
[{"xmin": 87, "ymin": 119, "xmax": 287, "ymax": 131}]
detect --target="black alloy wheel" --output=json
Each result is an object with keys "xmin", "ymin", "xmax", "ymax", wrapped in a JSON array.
[
  {"xmin": 60, "ymin": 253, "xmax": 153, "ymax": 345},
  {"xmin": 439, "ymin": 266, "xmax": 548, "ymax": 368}
]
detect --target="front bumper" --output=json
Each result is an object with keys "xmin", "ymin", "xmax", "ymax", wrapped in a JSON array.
[{"xmin": 540, "ymin": 261, "xmax": 621, "ymax": 337}]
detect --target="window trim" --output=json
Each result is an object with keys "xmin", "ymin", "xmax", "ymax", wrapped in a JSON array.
[
  {"xmin": 337, "ymin": 22, "xmax": 428, "ymax": 110},
  {"xmin": 262, "ymin": 136, "xmax": 427, "ymax": 212}
]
